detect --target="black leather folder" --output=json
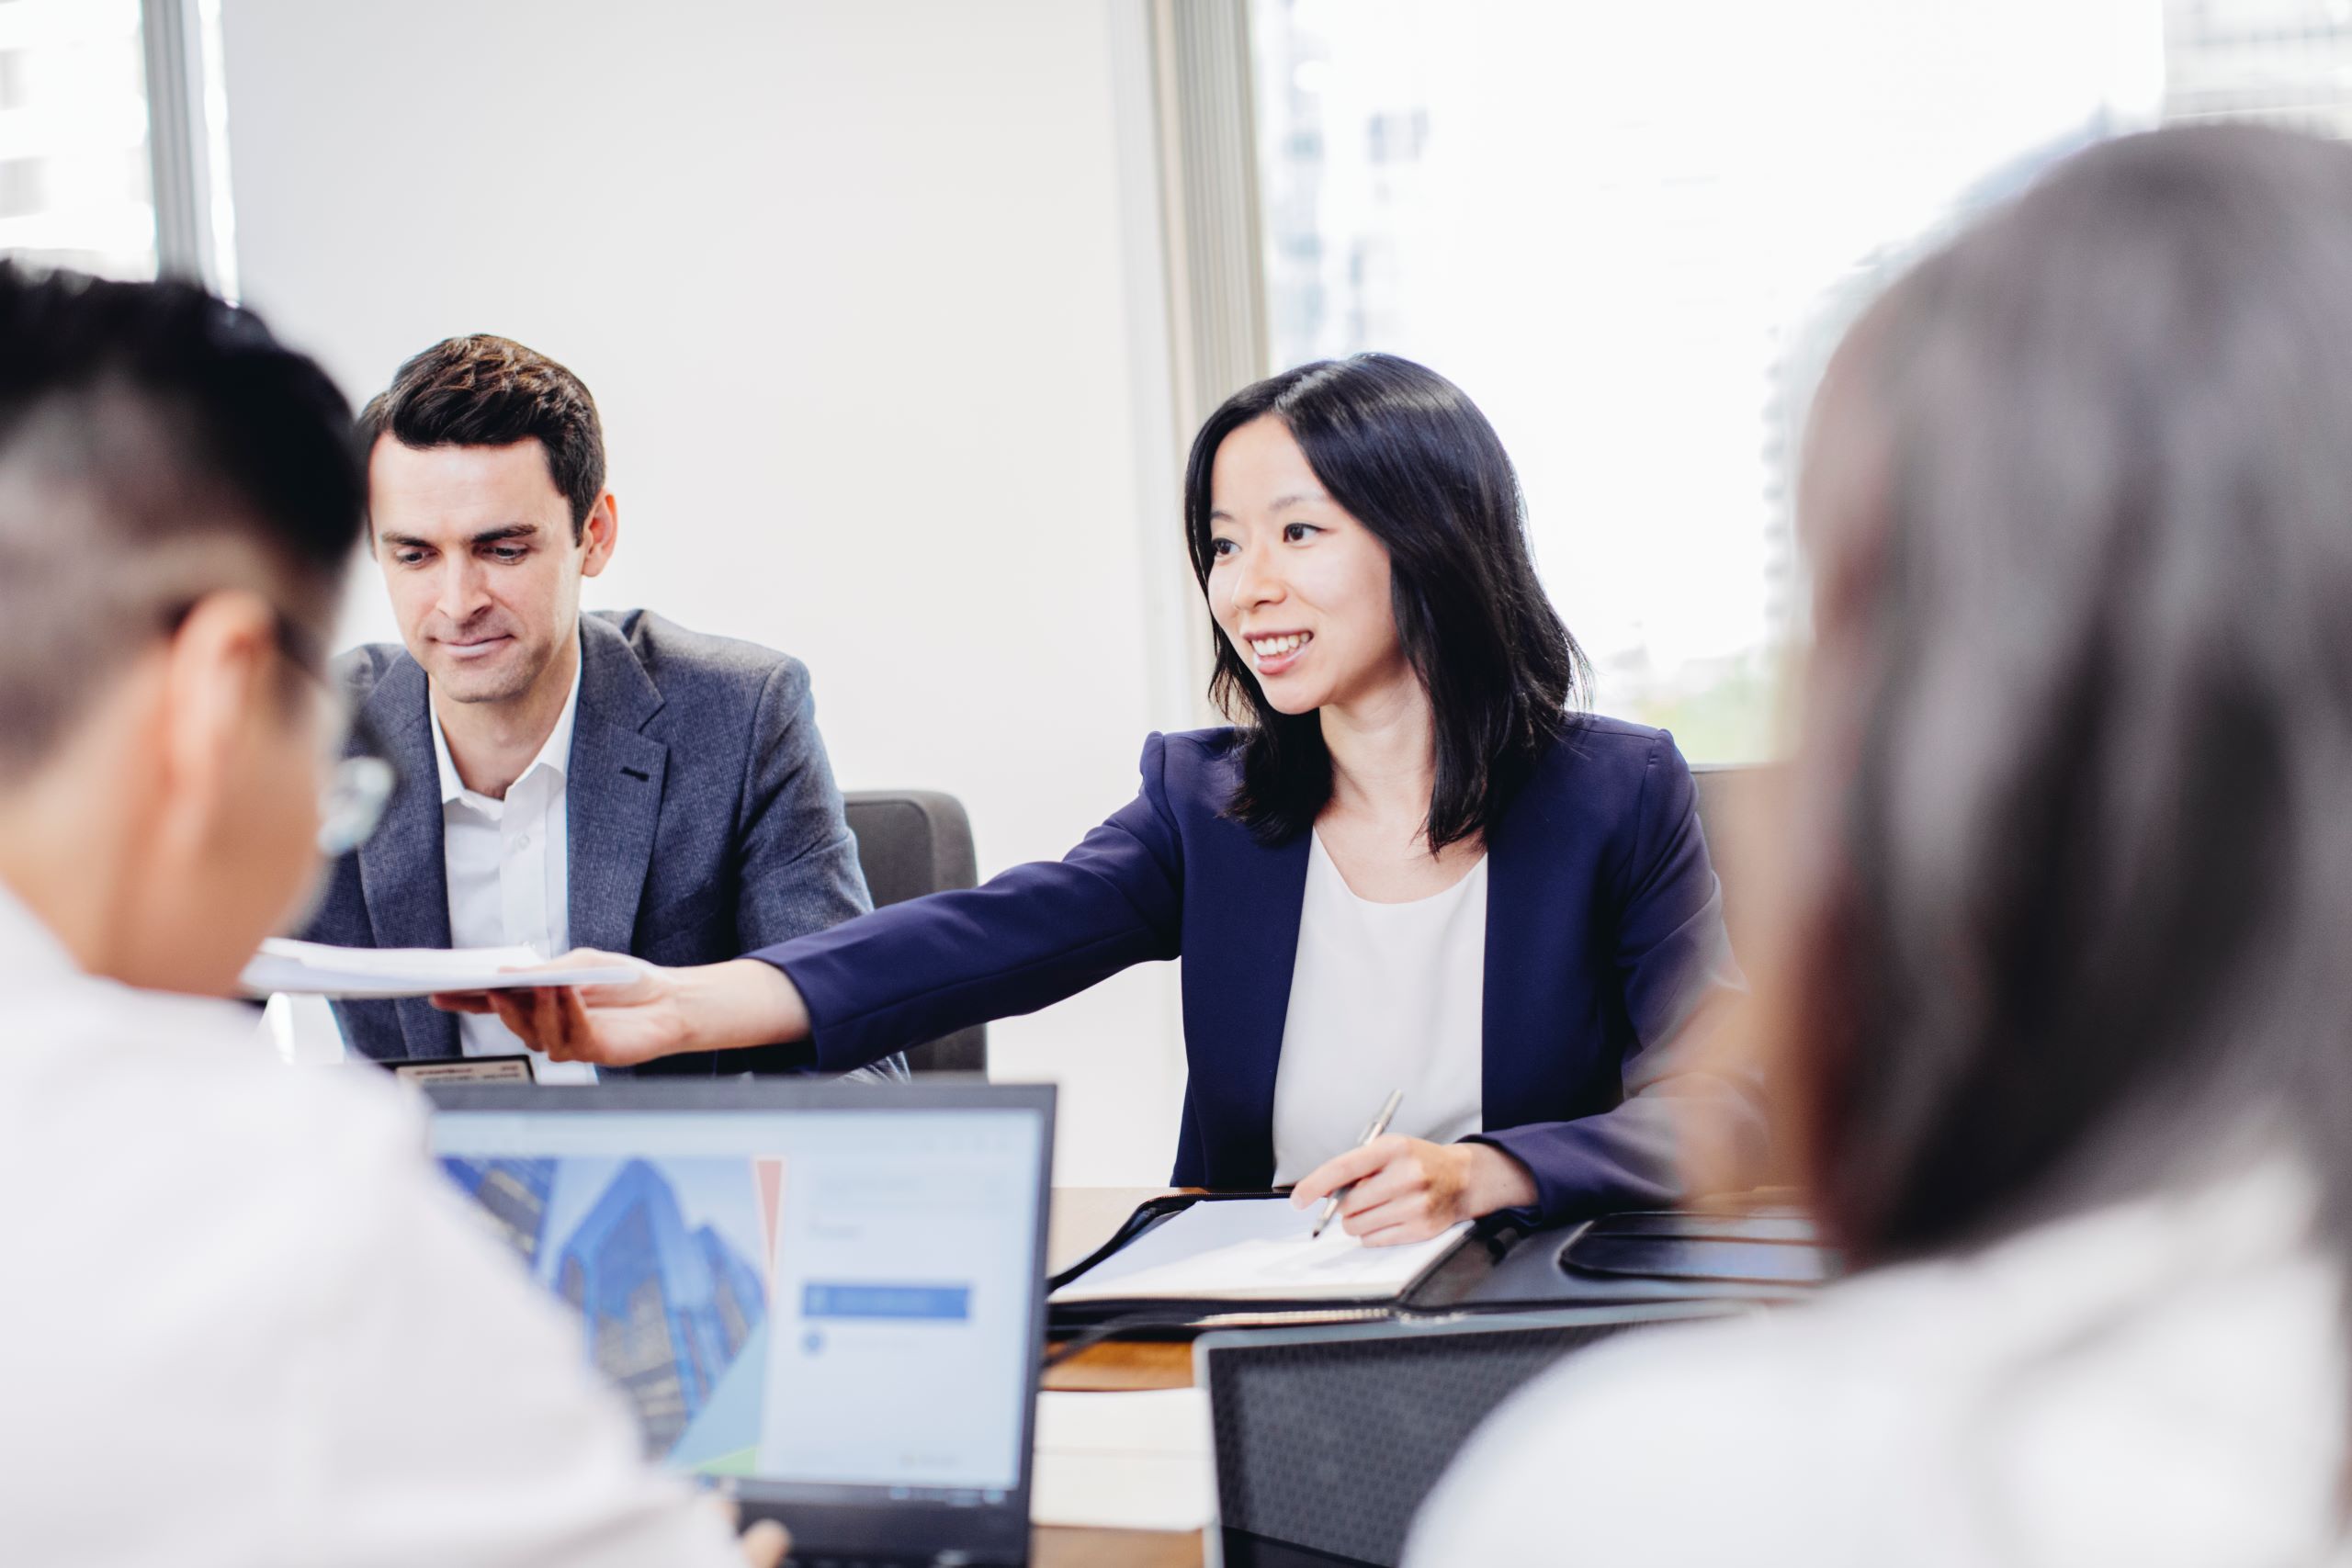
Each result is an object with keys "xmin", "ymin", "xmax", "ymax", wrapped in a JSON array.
[{"xmin": 1047, "ymin": 1193, "xmax": 1838, "ymax": 1338}]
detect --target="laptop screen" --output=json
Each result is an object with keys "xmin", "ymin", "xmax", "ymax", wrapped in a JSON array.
[{"xmin": 426, "ymin": 1085, "xmax": 1051, "ymax": 1513}]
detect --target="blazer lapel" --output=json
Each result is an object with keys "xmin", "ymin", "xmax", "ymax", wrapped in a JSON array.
[
  {"xmin": 354, "ymin": 656, "xmax": 458, "ymax": 1060},
  {"xmin": 566, "ymin": 616, "xmax": 669, "ymax": 956},
  {"xmin": 1186, "ymin": 824, "xmax": 1311, "ymax": 1189},
  {"xmin": 1481, "ymin": 771, "xmax": 1572, "ymax": 1128}
]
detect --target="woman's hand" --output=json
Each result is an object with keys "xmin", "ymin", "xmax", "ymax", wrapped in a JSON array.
[
  {"xmin": 433, "ymin": 951, "xmax": 684, "ymax": 1066},
  {"xmin": 1288, "ymin": 1136, "xmax": 1539, "ymax": 1246},
  {"xmin": 431, "ymin": 953, "xmax": 809, "ymax": 1067}
]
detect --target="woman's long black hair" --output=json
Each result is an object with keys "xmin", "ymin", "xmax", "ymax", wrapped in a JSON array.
[{"xmin": 1182, "ymin": 354, "xmax": 1589, "ymax": 850}]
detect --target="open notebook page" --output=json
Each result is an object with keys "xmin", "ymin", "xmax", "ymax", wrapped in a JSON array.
[{"xmin": 1050, "ymin": 1196, "xmax": 1469, "ymax": 1304}]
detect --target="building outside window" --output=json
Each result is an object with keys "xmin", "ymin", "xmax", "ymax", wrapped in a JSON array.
[
  {"xmin": 1247, "ymin": 0, "xmax": 2207, "ymax": 760},
  {"xmin": 0, "ymin": 0, "xmax": 156, "ymax": 278},
  {"xmin": 0, "ymin": 0, "xmax": 234, "ymax": 288}
]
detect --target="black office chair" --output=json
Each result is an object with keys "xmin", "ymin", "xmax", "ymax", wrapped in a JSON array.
[{"xmin": 842, "ymin": 790, "xmax": 987, "ymax": 1076}]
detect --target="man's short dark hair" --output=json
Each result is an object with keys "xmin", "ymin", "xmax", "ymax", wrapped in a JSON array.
[
  {"xmin": 0, "ymin": 262, "xmax": 364, "ymax": 782},
  {"xmin": 356, "ymin": 335, "xmax": 605, "ymax": 538}
]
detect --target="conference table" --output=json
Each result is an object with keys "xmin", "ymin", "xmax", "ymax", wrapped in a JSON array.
[
  {"xmin": 1033, "ymin": 1187, "xmax": 1204, "ymax": 1568},
  {"xmin": 1025, "ymin": 1184, "xmax": 1814, "ymax": 1566}
]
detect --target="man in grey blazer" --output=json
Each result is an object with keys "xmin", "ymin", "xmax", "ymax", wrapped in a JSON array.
[{"xmin": 301, "ymin": 333, "xmax": 899, "ymax": 1080}]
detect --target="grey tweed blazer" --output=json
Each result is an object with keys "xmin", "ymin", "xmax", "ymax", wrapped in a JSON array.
[{"xmin": 300, "ymin": 608, "xmax": 902, "ymax": 1079}]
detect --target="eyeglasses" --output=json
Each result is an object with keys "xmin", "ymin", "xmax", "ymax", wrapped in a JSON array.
[
  {"xmin": 319, "ymin": 716, "xmax": 396, "ymax": 857},
  {"xmin": 159, "ymin": 595, "xmax": 399, "ymax": 856}
]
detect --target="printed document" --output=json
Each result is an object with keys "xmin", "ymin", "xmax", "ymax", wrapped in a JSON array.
[
  {"xmin": 240, "ymin": 938, "xmax": 636, "ymax": 999},
  {"xmin": 1049, "ymin": 1196, "xmax": 1468, "ymax": 1303}
]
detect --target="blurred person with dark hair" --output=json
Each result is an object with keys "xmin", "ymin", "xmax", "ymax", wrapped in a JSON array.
[
  {"xmin": 450, "ymin": 355, "xmax": 1764, "ymax": 1240},
  {"xmin": 301, "ymin": 333, "xmax": 901, "ymax": 1082},
  {"xmin": 0, "ymin": 265, "xmax": 781, "ymax": 1566},
  {"xmin": 1410, "ymin": 123, "xmax": 2352, "ymax": 1564}
]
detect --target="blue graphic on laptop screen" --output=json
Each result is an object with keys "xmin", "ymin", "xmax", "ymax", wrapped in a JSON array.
[{"xmin": 443, "ymin": 1155, "xmax": 776, "ymax": 1472}]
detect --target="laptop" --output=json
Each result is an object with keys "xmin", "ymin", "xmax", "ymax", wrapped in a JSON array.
[
  {"xmin": 1193, "ymin": 1305, "xmax": 1747, "ymax": 1568},
  {"xmin": 425, "ymin": 1079, "xmax": 1056, "ymax": 1568}
]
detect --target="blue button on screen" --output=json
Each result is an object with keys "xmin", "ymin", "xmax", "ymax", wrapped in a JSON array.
[{"xmin": 803, "ymin": 1282, "xmax": 972, "ymax": 1321}]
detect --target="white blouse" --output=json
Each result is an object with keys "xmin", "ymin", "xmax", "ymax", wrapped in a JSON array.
[{"xmin": 1270, "ymin": 832, "xmax": 1489, "ymax": 1185}]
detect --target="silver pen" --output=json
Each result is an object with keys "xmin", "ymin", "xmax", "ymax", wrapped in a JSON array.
[{"xmin": 1312, "ymin": 1088, "xmax": 1405, "ymax": 1239}]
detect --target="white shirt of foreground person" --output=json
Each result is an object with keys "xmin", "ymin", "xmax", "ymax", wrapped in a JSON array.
[
  {"xmin": 429, "ymin": 639, "xmax": 594, "ymax": 1083},
  {"xmin": 1408, "ymin": 1160, "xmax": 2350, "ymax": 1568},
  {"xmin": 0, "ymin": 886, "xmax": 739, "ymax": 1568}
]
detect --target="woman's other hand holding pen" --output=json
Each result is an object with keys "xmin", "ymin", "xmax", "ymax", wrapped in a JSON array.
[{"xmin": 1288, "ymin": 1136, "xmax": 1538, "ymax": 1247}]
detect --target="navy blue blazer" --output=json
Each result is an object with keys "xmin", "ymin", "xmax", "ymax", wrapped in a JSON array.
[
  {"xmin": 759, "ymin": 717, "xmax": 1764, "ymax": 1224},
  {"xmin": 303, "ymin": 609, "xmax": 900, "ymax": 1079}
]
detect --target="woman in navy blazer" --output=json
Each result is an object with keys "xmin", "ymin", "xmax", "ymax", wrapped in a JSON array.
[{"xmin": 453, "ymin": 355, "xmax": 1765, "ymax": 1239}]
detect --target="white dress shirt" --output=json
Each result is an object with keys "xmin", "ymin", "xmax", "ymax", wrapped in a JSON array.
[
  {"xmin": 1270, "ymin": 833, "xmax": 1487, "ymax": 1184},
  {"xmin": 0, "ymin": 882, "xmax": 740, "ymax": 1567},
  {"xmin": 430, "ymin": 647, "xmax": 594, "ymax": 1083},
  {"xmin": 1408, "ymin": 1159, "xmax": 2350, "ymax": 1568}
]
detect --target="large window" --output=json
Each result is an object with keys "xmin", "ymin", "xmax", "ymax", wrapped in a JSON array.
[
  {"xmin": 0, "ymin": 0, "xmax": 232, "ymax": 287},
  {"xmin": 0, "ymin": 0, "xmax": 155, "ymax": 277},
  {"xmin": 1247, "ymin": 0, "xmax": 2223, "ymax": 759}
]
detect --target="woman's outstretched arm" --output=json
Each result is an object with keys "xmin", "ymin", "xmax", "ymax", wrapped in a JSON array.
[{"xmin": 438, "ymin": 734, "xmax": 1191, "ymax": 1070}]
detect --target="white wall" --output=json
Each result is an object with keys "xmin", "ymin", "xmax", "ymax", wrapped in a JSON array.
[{"xmin": 221, "ymin": 0, "xmax": 1197, "ymax": 1184}]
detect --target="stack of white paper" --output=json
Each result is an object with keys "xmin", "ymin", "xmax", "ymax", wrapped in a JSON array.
[
  {"xmin": 1049, "ymin": 1196, "xmax": 1470, "ymax": 1304},
  {"xmin": 240, "ymin": 938, "xmax": 637, "ymax": 1000},
  {"xmin": 1031, "ymin": 1389, "xmax": 1214, "ymax": 1532}
]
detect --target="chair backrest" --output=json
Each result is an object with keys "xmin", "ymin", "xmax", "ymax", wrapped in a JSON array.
[
  {"xmin": 1689, "ymin": 761, "xmax": 1778, "ymax": 955},
  {"xmin": 842, "ymin": 790, "xmax": 987, "ymax": 1075},
  {"xmin": 1690, "ymin": 761, "xmax": 1815, "ymax": 1185}
]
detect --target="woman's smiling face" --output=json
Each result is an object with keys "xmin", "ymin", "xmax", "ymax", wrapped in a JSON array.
[{"xmin": 1204, "ymin": 415, "xmax": 1411, "ymax": 716}]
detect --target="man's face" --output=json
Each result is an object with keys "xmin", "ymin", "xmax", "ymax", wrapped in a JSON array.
[{"xmin": 368, "ymin": 437, "xmax": 614, "ymax": 707}]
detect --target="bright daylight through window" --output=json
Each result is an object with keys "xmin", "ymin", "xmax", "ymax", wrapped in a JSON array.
[
  {"xmin": 0, "ymin": 0, "xmax": 155, "ymax": 279},
  {"xmin": 1250, "ymin": 0, "xmax": 2352, "ymax": 760}
]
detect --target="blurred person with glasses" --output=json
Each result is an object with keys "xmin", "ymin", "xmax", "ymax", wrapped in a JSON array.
[
  {"xmin": 161, "ymin": 596, "xmax": 396, "ymax": 860},
  {"xmin": 0, "ymin": 263, "xmax": 784, "ymax": 1568}
]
